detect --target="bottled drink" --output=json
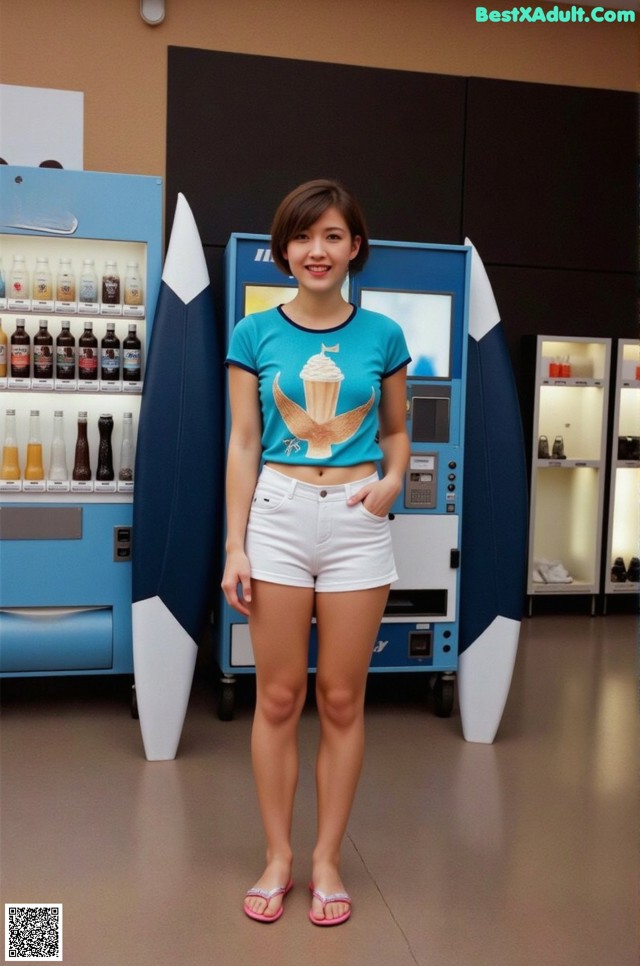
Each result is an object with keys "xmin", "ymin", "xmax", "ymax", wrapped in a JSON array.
[
  {"xmin": 0, "ymin": 257, "xmax": 5, "ymax": 299},
  {"xmin": 118, "ymin": 412, "xmax": 135, "ymax": 481},
  {"xmin": 96, "ymin": 414, "xmax": 114, "ymax": 481},
  {"xmin": 78, "ymin": 320, "xmax": 98, "ymax": 381},
  {"xmin": 32, "ymin": 257, "xmax": 52, "ymax": 300},
  {"xmin": 33, "ymin": 320, "xmax": 54, "ymax": 379},
  {"xmin": 122, "ymin": 323, "xmax": 141, "ymax": 381},
  {"xmin": 100, "ymin": 321, "xmax": 121, "ymax": 380},
  {"xmin": 0, "ymin": 319, "xmax": 7, "ymax": 377},
  {"xmin": 10, "ymin": 255, "xmax": 29, "ymax": 300},
  {"xmin": 124, "ymin": 261, "xmax": 143, "ymax": 305},
  {"xmin": 102, "ymin": 261, "xmax": 120, "ymax": 305},
  {"xmin": 78, "ymin": 258, "xmax": 98, "ymax": 303},
  {"xmin": 24, "ymin": 410, "xmax": 44, "ymax": 480},
  {"xmin": 72, "ymin": 411, "xmax": 91, "ymax": 481},
  {"xmin": 10, "ymin": 318, "xmax": 30, "ymax": 378},
  {"xmin": 48, "ymin": 410, "xmax": 68, "ymax": 481},
  {"xmin": 56, "ymin": 321, "xmax": 76, "ymax": 380},
  {"xmin": 1, "ymin": 409, "xmax": 21, "ymax": 480},
  {"xmin": 56, "ymin": 257, "xmax": 76, "ymax": 302}
]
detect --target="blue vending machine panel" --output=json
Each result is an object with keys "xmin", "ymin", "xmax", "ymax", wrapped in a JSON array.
[
  {"xmin": 217, "ymin": 234, "xmax": 470, "ymax": 685},
  {"xmin": 351, "ymin": 241, "xmax": 471, "ymax": 674},
  {"xmin": 0, "ymin": 167, "xmax": 162, "ymax": 678}
]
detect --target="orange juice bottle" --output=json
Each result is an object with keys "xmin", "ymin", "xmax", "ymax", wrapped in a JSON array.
[
  {"xmin": 1, "ymin": 409, "xmax": 21, "ymax": 480},
  {"xmin": 24, "ymin": 410, "xmax": 44, "ymax": 480}
]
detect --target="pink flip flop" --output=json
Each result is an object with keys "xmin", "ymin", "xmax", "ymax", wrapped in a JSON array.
[
  {"xmin": 308, "ymin": 884, "xmax": 352, "ymax": 926},
  {"xmin": 243, "ymin": 880, "xmax": 293, "ymax": 923}
]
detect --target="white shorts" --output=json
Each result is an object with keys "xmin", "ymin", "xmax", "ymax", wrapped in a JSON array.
[{"xmin": 245, "ymin": 465, "xmax": 398, "ymax": 592}]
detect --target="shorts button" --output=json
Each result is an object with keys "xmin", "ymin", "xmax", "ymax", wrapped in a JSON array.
[{"xmin": 320, "ymin": 489, "xmax": 328, "ymax": 498}]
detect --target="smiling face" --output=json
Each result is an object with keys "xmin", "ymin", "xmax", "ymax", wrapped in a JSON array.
[{"xmin": 283, "ymin": 206, "xmax": 361, "ymax": 295}]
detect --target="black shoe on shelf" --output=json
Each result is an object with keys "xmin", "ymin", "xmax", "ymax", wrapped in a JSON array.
[
  {"xmin": 538, "ymin": 435, "xmax": 550, "ymax": 459},
  {"xmin": 611, "ymin": 557, "xmax": 627, "ymax": 582},
  {"xmin": 626, "ymin": 557, "xmax": 640, "ymax": 583},
  {"xmin": 552, "ymin": 435, "xmax": 567, "ymax": 459}
]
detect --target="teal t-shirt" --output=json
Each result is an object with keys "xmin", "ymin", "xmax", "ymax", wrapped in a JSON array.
[{"xmin": 226, "ymin": 305, "xmax": 410, "ymax": 466}]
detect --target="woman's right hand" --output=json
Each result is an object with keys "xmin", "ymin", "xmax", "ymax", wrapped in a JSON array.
[{"xmin": 221, "ymin": 549, "xmax": 252, "ymax": 617}]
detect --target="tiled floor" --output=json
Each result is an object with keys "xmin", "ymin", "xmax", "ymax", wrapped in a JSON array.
[{"xmin": 0, "ymin": 613, "xmax": 636, "ymax": 966}]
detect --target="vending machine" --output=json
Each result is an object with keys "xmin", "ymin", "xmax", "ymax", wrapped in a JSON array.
[
  {"xmin": 215, "ymin": 234, "xmax": 470, "ymax": 719},
  {"xmin": 0, "ymin": 166, "xmax": 162, "ymax": 685}
]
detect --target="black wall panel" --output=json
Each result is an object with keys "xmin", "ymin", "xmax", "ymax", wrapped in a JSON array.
[
  {"xmin": 167, "ymin": 46, "xmax": 637, "ymax": 385},
  {"xmin": 166, "ymin": 47, "xmax": 467, "ymax": 248},
  {"xmin": 484, "ymin": 263, "xmax": 637, "ymax": 386},
  {"xmin": 463, "ymin": 78, "xmax": 637, "ymax": 273}
]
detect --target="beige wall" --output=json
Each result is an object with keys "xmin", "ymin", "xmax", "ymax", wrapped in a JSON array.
[{"xmin": 1, "ymin": 0, "xmax": 637, "ymax": 179}]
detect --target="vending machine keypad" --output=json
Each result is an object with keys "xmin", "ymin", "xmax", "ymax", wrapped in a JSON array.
[{"xmin": 405, "ymin": 454, "xmax": 437, "ymax": 509}]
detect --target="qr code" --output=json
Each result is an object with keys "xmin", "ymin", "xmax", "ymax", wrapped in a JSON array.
[{"xmin": 5, "ymin": 905, "xmax": 63, "ymax": 962}]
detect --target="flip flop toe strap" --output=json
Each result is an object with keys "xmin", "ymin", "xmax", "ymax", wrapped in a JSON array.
[
  {"xmin": 246, "ymin": 884, "xmax": 287, "ymax": 901},
  {"xmin": 311, "ymin": 889, "xmax": 352, "ymax": 908}
]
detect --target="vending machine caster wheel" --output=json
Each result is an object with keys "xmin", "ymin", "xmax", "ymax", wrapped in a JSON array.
[
  {"xmin": 131, "ymin": 683, "xmax": 139, "ymax": 720},
  {"xmin": 218, "ymin": 680, "xmax": 236, "ymax": 721},
  {"xmin": 433, "ymin": 675, "xmax": 455, "ymax": 718}
]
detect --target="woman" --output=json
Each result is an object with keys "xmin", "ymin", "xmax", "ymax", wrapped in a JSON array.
[{"xmin": 221, "ymin": 179, "xmax": 410, "ymax": 926}]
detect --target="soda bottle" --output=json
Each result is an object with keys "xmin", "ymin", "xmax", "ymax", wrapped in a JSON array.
[
  {"xmin": 100, "ymin": 321, "xmax": 121, "ymax": 380},
  {"xmin": 48, "ymin": 410, "xmax": 69, "ymax": 481},
  {"xmin": 102, "ymin": 261, "xmax": 120, "ymax": 305},
  {"xmin": 1, "ymin": 409, "xmax": 21, "ymax": 480},
  {"xmin": 33, "ymin": 257, "xmax": 52, "ymax": 300},
  {"xmin": 78, "ymin": 320, "xmax": 98, "ymax": 381},
  {"xmin": 56, "ymin": 257, "xmax": 76, "ymax": 302},
  {"xmin": 72, "ymin": 412, "xmax": 91, "ymax": 481},
  {"xmin": 24, "ymin": 410, "xmax": 45, "ymax": 480},
  {"xmin": 122, "ymin": 323, "xmax": 141, "ymax": 381},
  {"xmin": 78, "ymin": 258, "xmax": 98, "ymax": 303},
  {"xmin": 10, "ymin": 255, "xmax": 29, "ymax": 300},
  {"xmin": 33, "ymin": 320, "xmax": 54, "ymax": 379},
  {"xmin": 124, "ymin": 261, "xmax": 143, "ymax": 306},
  {"xmin": 0, "ymin": 319, "xmax": 7, "ymax": 377},
  {"xmin": 96, "ymin": 414, "xmax": 114, "ymax": 481},
  {"xmin": 10, "ymin": 318, "xmax": 30, "ymax": 378},
  {"xmin": 56, "ymin": 321, "xmax": 76, "ymax": 380},
  {"xmin": 118, "ymin": 412, "xmax": 135, "ymax": 482}
]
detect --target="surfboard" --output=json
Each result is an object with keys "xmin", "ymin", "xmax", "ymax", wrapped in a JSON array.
[
  {"xmin": 457, "ymin": 240, "xmax": 529, "ymax": 743},
  {"xmin": 132, "ymin": 193, "xmax": 222, "ymax": 760}
]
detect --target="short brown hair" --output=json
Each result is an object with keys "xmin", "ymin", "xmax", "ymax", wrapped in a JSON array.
[{"xmin": 270, "ymin": 179, "xmax": 370, "ymax": 276}]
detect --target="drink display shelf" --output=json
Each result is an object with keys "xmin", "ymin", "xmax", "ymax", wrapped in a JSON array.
[
  {"xmin": 0, "ymin": 480, "xmax": 134, "ymax": 498},
  {"xmin": 535, "ymin": 458, "xmax": 601, "ymax": 468},
  {"xmin": 0, "ymin": 379, "xmax": 142, "ymax": 394},
  {"xmin": 540, "ymin": 377, "xmax": 605, "ymax": 388}
]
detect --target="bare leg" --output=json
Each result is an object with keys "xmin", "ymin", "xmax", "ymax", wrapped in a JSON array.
[
  {"xmin": 244, "ymin": 580, "xmax": 314, "ymax": 919},
  {"xmin": 311, "ymin": 585, "xmax": 389, "ymax": 922}
]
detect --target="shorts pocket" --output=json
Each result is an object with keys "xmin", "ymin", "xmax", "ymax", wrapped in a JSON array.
[
  {"xmin": 250, "ymin": 482, "xmax": 288, "ymax": 513},
  {"xmin": 358, "ymin": 502, "xmax": 389, "ymax": 523}
]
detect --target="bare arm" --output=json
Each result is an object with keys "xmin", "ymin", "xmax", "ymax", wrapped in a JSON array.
[
  {"xmin": 221, "ymin": 365, "xmax": 262, "ymax": 615},
  {"xmin": 348, "ymin": 366, "xmax": 409, "ymax": 516}
]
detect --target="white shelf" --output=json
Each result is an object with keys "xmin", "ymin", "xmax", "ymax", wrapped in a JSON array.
[
  {"xmin": 527, "ymin": 336, "xmax": 611, "ymax": 598},
  {"xmin": 604, "ymin": 339, "xmax": 640, "ymax": 597}
]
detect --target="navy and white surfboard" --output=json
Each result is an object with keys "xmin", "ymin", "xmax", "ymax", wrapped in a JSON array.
[
  {"xmin": 132, "ymin": 193, "xmax": 222, "ymax": 760},
  {"xmin": 458, "ymin": 240, "xmax": 528, "ymax": 743}
]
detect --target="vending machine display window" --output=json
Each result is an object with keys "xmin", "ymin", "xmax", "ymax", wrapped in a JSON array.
[
  {"xmin": 243, "ymin": 284, "xmax": 297, "ymax": 315},
  {"xmin": 359, "ymin": 289, "xmax": 453, "ymax": 379}
]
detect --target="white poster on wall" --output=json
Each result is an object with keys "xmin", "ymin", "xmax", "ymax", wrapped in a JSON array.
[{"xmin": 0, "ymin": 84, "xmax": 84, "ymax": 169}]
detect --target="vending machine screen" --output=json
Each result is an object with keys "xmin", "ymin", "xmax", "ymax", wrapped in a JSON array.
[
  {"xmin": 243, "ymin": 283, "xmax": 297, "ymax": 315},
  {"xmin": 359, "ymin": 289, "xmax": 453, "ymax": 379}
]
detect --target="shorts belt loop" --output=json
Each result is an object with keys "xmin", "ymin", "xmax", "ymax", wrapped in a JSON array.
[{"xmin": 287, "ymin": 478, "xmax": 297, "ymax": 499}]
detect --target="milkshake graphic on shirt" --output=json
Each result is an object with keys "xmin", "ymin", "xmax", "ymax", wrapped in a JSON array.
[{"xmin": 273, "ymin": 344, "xmax": 374, "ymax": 459}]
